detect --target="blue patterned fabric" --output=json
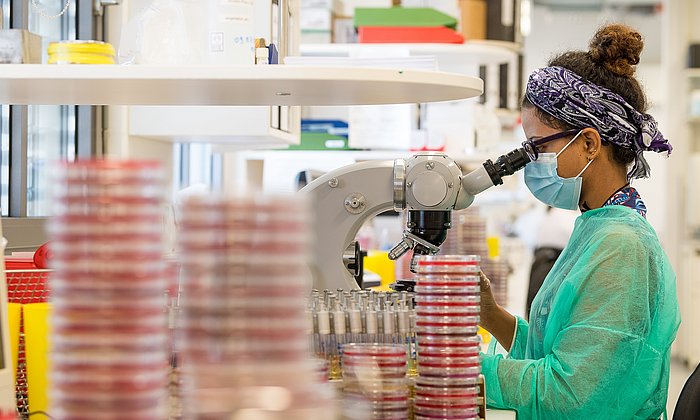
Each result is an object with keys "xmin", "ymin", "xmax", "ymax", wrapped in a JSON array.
[
  {"xmin": 603, "ymin": 186, "xmax": 647, "ymax": 218},
  {"xmin": 526, "ymin": 66, "xmax": 672, "ymax": 180}
]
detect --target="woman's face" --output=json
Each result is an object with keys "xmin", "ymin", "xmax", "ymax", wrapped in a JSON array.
[{"xmin": 521, "ymin": 107, "xmax": 590, "ymax": 179}]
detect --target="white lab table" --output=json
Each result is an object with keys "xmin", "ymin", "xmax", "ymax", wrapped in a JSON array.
[{"xmin": 487, "ymin": 409, "xmax": 517, "ymax": 419}]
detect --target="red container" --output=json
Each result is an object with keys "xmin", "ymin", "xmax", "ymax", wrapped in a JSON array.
[{"xmin": 358, "ymin": 26, "xmax": 465, "ymax": 44}]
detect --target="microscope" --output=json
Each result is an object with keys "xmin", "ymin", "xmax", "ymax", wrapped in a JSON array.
[{"xmin": 300, "ymin": 149, "xmax": 531, "ymax": 291}]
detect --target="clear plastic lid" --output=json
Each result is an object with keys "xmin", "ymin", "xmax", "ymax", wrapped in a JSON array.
[
  {"xmin": 51, "ymin": 331, "xmax": 169, "ymax": 348},
  {"xmin": 342, "ymin": 343, "xmax": 406, "ymax": 357},
  {"xmin": 51, "ymin": 390, "xmax": 167, "ymax": 410},
  {"xmin": 343, "ymin": 380, "xmax": 408, "ymax": 394},
  {"xmin": 416, "ymin": 355, "xmax": 481, "ymax": 367},
  {"xmin": 415, "ymin": 294, "xmax": 480, "ymax": 304},
  {"xmin": 342, "ymin": 393, "xmax": 409, "ymax": 405},
  {"xmin": 52, "ymin": 184, "xmax": 163, "ymax": 201},
  {"xmin": 417, "ymin": 347, "xmax": 481, "ymax": 358},
  {"xmin": 415, "ymin": 276, "xmax": 480, "ymax": 287},
  {"xmin": 416, "ymin": 325, "xmax": 480, "ymax": 335},
  {"xmin": 52, "ymin": 312, "xmax": 165, "ymax": 329},
  {"xmin": 50, "ymin": 280, "xmax": 167, "ymax": 296},
  {"xmin": 51, "ymin": 351, "xmax": 168, "ymax": 369},
  {"xmin": 48, "ymin": 221, "xmax": 164, "ymax": 236},
  {"xmin": 416, "ymin": 316, "xmax": 479, "ymax": 327},
  {"xmin": 52, "ymin": 371, "xmax": 166, "ymax": 392},
  {"xmin": 415, "ymin": 285, "xmax": 481, "ymax": 296},
  {"xmin": 414, "ymin": 396, "xmax": 478, "ymax": 411},
  {"xmin": 415, "ymin": 384, "xmax": 479, "ymax": 396},
  {"xmin": 414, "ymin": 255, "xmax": 480, "ymax": 274},
  {"xmin": 51, "ymin": 287, "xmax": 166, "ymax": 303},
  {"xmin": 414, "ymin": 375, "xmax": 480, "ymax": 387},
  {"xmin": 50, "ymin": 406, "xmax": 166, "ymax": 420},
  {"xmin": 416, "ymin": 300, "xmax": 481, "ymax": 308},
  {"xmin": 413, "ymin": 406, "xmax": 479, "ymax": 419},
  {"xmin": 416, "ymin": 333, "xmax": 481, "ymax": 344},
  {"xmin": 51, "ymin": 240, "xmax": 163, "ymax": 254},
  {"xmin": 51, "ymin": 202, "xmax": 163, "ymax": 217},
  {"xmin": 52, "ymin": 195, "xmax": 162, "ymax": 207},
  {"xmin": 416, "ymin": 364, "xmax": 481, "ymax": 377},
  {"xmin": 416, "ymin": 306, "xmax": 480, "ymax": 316}
]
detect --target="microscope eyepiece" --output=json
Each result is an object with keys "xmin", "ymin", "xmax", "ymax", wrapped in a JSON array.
[{"xmin": 482, "ymin": 147, "xmax": 531, "ymax": 187}]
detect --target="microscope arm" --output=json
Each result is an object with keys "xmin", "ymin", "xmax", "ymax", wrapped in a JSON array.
[{"xmin": 301, "ymin": 160, "xmax": 395, "ymax": 291}]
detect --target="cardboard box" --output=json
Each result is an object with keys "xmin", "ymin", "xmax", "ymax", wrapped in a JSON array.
[
  {"xmin": 334, "ymin": 0, "xmax": 392, "ymax": 17},
  {"xmin": 300, "ymin": 7, "xmax": 333, "ymax": 30},
  {"xmin": 0, "ymin": 30, "xmax": 42, "ymax": 64},
  {"xmin": 458, "ymin": 0, "xmax": 486, "ymax": 41},
  {"xmin": 301, "ymin": 30, "xmax": 333, "ymax": 44},
  {"xmin": 301, "ymin": 0, "xmax": 335, "ymax": 8},
  {"xmin": 333, "ymin": 16, "xmax": 357, "ymax": 43}
]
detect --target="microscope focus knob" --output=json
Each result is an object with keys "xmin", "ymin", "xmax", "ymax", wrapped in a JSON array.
[{"xmin": 411, "ymin": 171, "xmax": 448, "ymax": 207}]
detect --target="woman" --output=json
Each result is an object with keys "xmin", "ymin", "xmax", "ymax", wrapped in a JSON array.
[{"xmin": 479, "ymin": 24, "xmax": 681, "ymax": 419}]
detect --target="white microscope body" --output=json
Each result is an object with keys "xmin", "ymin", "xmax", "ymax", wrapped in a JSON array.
[{"xmin": 300, "ymin": 149, "xmax": 531, "ymax": 291}]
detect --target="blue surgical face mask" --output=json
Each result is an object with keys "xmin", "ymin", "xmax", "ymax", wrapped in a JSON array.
[{"xmin": 524, "ymin": 130, "xmax": 594, "ymax": 211}]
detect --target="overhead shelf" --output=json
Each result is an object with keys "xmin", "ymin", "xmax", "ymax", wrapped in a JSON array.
[
  {"xmin": 300, "ymin": 41, "xmax": 520, "ymax": 70},
  {"xmin": 0, "ymin": 64, "xmax": 483, "ymax": 106}
]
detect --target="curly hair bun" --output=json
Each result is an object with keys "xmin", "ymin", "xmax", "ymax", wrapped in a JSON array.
[{"xmin": 588, "ymin": 24, "xmax": 644, "ymax": 77}]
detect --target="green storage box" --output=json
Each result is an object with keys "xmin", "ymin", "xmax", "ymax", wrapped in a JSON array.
[
  {"xmin": 287, "ymin": 132, "xmax": 355, "ymax": 151},
  {"xmin": 353, "ymin": 8, "xmax": 458, "ymax": 29}
]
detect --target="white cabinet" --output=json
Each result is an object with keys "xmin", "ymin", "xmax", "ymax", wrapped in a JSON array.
[
  {"xmin": 129, "ymin": 105, "xmax": 300, "ymax": 146},
  {"xmin": 127, "ymin": 0, "xmax": 301, "ymax": 146}
]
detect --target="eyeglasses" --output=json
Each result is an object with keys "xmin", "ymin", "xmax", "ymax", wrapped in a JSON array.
[{"xmin": 521, "ymin": 129, "xmax": 581, "ymax": 161}]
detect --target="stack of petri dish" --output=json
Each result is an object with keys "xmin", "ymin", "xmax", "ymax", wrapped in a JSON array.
[
  {"xmin": 414, "ymin": 255, "xmax": 482, "ymax": 420},
  {"xmin": 47, "ymin": 160, "xmax": 169, "ymax": 420},
  {"xmin": 177, "ymin": 194, "xmax": 336, "ymax": 420},
  {"xmin": 454, "ymin": 208, "xmax": 489, "ymax": 259},
  {"xmin": 341, "ymin": 343, "xmax": 409, "ymax": 420},
  {"xmin": 481, "ymin": 258, "xmax": 510, "ymax": 307}
]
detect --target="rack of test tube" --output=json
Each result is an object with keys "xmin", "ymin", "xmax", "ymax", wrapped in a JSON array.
[{"xmin": 307, "ymin": 289, "xmax": 418, "ymax": 380}]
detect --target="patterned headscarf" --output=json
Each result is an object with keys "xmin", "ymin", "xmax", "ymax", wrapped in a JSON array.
[{"xmin": 526, "ymin": 66, "xmax": 672, "ymax": 180}]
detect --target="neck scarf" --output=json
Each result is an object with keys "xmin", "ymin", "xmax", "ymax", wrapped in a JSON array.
[
  {"xmin": 526, "ymin": 66, "xmax": 672, "ymax": 180},
  {"xmin": 603, "ymin": 186, "xmax": 647, "ymax": 218}
]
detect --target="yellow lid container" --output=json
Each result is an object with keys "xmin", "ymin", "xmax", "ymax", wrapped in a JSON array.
[
  {"xmin": 363, "ymin": 250, "xmax": 396, "ymax": 291},
  {"xmin": 47, "ymin": 40, "xmax": 115, "ymax": 56},
  {"xmin": 47, "ymin": 40, "xmax": 115, "ymax": 64},
  {"xmin": 48, "ymin": 52, "xmax": 115, "ymax": 65},
  {"xmin": 486, "ymin": 236, "xmax": 500, "ymax": 259},
  {"xmin": 24, "ymin": 303, "xmax": 52, "ymax": 415}
]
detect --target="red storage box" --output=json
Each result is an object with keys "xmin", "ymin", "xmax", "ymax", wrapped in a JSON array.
[{"xmin": 358, "ymin": 26, "xmax": 465, "ymax": 44}]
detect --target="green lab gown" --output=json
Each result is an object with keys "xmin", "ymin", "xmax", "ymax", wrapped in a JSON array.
[{"xmin": 482, "ymin": 206, "xmax": 681, "ymax": 420}]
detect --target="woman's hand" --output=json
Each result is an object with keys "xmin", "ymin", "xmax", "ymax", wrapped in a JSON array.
[
  {"xmin": 479, "ymin": 271, "xmax": 500, "ymax": 330},
  {"xmin": 479, "ymin": 271, "xmax": 516, "ymax": 351}
]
